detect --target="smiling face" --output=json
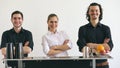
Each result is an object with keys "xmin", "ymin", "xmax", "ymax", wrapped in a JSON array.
[
  {"xmin": 88, "ymin": 6, "xmax": 100, "ymax": 21},
  {"xmin": 86, "ymin": 3, "xmax": 103, "ymax": 22},
  {"xmin": 11, "ymin": 14, "xmax": 23, "ymax": 29},
  {"xmin": 47, "ymin": 16, "xmax": 58, "ymax": 32}
]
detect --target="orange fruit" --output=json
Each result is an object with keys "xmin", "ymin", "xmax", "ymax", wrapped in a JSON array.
[{"xmin": 96, "ymin": 44, "xmax": 105, "ymax": 53}]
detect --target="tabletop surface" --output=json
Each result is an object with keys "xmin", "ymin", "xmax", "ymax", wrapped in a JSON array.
[{"xmin": 3, "ymin": 54, "xmax": 113, "ymax": 61}]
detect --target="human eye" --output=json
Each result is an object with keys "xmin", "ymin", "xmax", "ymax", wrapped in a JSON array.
[
  {"xmin": 50, "ymin": 21, "xmax": 53, "ymax": 23},
  {"xmin": 55, "ymin": 21, "xmax": 58, "ymax": 23}
]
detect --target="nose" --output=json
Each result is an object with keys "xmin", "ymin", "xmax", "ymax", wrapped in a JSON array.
[
  {"xmin": 92, "ymin": 11, "xmax": 96, "ymax": 14},
  {"xmin": 52, "ymin": 23, "xmax": 56, "ymax": 26}
]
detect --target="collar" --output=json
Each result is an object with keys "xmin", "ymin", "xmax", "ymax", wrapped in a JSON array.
[
  {"xmin": 11, "ymin": 27, "xmax": 24, "ymax": 33},
  {"xmin": 87, "ymin": 22, "xmax": 102, "ymax": 27},
  {"xmin": 48, "ymin": 30, "xmax": 58, "ymax": 35}
]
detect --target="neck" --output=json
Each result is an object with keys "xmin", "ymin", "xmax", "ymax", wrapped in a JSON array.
[
  {"xmin": 49, "ymin": 29, "xmax": 57, "ymax": 33},
  {"xmin": 90, "ymin": 19, "xmax": 99, "ymax": 27},
  {"xmin": 14, "ymin": 27, "xmax": 22, "ymax": 33}
]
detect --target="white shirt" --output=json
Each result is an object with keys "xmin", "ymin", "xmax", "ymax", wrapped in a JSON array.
[{"xmin": 42, "ymin": 31, "xmax": 72, "ymax": 57}]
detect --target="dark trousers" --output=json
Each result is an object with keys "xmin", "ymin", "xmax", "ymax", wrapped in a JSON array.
[
  {"xmin": 7, "ymin": 61, "xmax": 18, "ymax": 68},
  {"xmin": 80, "ymin": 60, "xmax": 109, "ymax": 68},
  {"xmin": 96, "ymin": 65, "xmax": 109, "ymax": 68}
]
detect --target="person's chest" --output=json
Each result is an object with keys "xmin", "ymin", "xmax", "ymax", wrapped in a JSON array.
[
  {"xmin": 85, "ymin": 27, "xmax": 105, "ymax": 43},
  {"xmin": 7, "ymin": 32, "xmax": 26, "ymax": 44},
  {"xmin": 47, "ymin": 33, "xmax": 65, "ymax": 46}
]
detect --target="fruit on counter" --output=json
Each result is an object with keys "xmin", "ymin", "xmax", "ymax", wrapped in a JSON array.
[
  {"xmin": 96, "ymin": 44, "xmax": 106, "ymax": 55},
  {"xmin": 100, "ymin": 50, "xmax": 106, "ymax": 55},
  {"xmin": 96, "ymin": 44, "xmax": 105, "ymax": 52}
]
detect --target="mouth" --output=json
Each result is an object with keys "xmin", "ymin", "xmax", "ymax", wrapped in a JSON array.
[{"xmin": 91, "ymin": 14, "xmax": 98, "ymax": 18}]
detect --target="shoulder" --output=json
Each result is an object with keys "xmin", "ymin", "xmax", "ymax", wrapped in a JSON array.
[
  {"xmin": 100, "ymin": 23, "xmax": 110, "ymax": 30},
  {"xmin": 23, "ymin": 29, "xmax": 32, "ymax": 34},
  {"xmin": 42, "ymin": 32, "xmax": 49, "ymax": 39},
  {"xmin": 3, "ymin": 30, "xmax": 9, "ymax": 34},
  {"xmin": 79, "ymin": 23, "xmax": 89, "ymax": 31},
  {"xmin": 22, "ymin": 29, "xmax": 33, "ymax": 37},
  {"xmin": 2, "ymin": 29, "xmax": 13, "ymax": 35}
]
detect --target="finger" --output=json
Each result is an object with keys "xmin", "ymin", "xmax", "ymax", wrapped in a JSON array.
[
  {"xmin": 24, "ymin": 41, "xmax": 29, "ymax": 46},
  {"xmin": 104, "ymin": 38, "xmax": 110, "ymax": 43},
  {"xmin": 63, "ymin": 40, "xmax": 69, "ymax": 45}
]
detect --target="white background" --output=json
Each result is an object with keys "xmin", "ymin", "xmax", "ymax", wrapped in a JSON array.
[{"xmin": 0, "ymin": 0, "xmax": 120, "ymax": 68}]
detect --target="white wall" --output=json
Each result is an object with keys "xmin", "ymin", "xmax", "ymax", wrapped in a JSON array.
[{"xmin": 0, "ymin": 0, "xmax": 120, "ymax": 68}]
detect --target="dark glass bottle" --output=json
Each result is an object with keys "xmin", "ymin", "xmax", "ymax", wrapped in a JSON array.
[
  {"xmin": 6, "ymin": 43, "xmax": 14, "ymax": 59},
  {"xmin": 14, "ymin": 43, "xmax": 24, "ymax": 59}
]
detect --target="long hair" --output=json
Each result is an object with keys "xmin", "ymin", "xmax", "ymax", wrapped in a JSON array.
[{"xmin": 86, "ymin": 2, "xmax": 103, "ymax": 22}]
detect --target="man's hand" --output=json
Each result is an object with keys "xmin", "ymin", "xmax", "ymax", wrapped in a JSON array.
[
  {"xmin": 104, "ymin": 38, "xmax": 110, "ymax": 43},
  {"xmin": 23, "ymin": 41, "xmax": 32, "ymax": 54},
  {"xmin": 103, "ymin": 38, "xmax": 110, "ymax": 51},
  {"xmin": 1, "ymin": 47, "xmax": 6, "ymax": 58}
]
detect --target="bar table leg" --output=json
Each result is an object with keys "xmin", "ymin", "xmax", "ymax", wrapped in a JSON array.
[
  {"xmin": 18, "ymin": 60, "xmax": 23, "ymax": 68},
  {"xmin": 4, "ymin": 60, "xmax": 8, "ymax": 68},
  {"xmin": 92, "ymin": 59, "xmax": 96, "ymax": 68}
]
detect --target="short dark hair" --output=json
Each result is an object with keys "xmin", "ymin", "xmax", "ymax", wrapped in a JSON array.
[
  {"xmin": 11, "ymin": 10, "xmax": 23, "ymax": 19},
  {"xmin": 86, "ymin": 2, "xmax": 103, "ymax": 21}
]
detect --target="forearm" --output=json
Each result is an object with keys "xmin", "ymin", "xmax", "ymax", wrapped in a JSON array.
[
  {"xmin": 1, "ymin": 47, "xmax": 6, "ymax": 56},
  {"xmin": 53, "ymin": 44, "xmax": 70, "ymax": 51},
  {"xmin": 86, "ymin": 43, "xmax": 98, "ymax": 49},
  {"xmin": 86, "ymin": 43, "xmax": 110, "ymax": 53},
  {"xmin": 55, "ymin": 39, "xmax": 71, "ymax": 51},
  {"xmin": 47, "ymin": 49, "xmax": 63, "ymax": 56}
]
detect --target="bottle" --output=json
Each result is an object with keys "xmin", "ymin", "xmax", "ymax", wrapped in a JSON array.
[
  {"xmin": 15, "ymin": 43, "xmax": 24, "ymax": 59},
  {"xmin": 6, "ymin": 43, "xmax": 14, "ymax": 59}
]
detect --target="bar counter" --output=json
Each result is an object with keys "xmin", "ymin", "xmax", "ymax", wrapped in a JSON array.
[{"xmin": 3, "ymin": 54, "xmax": 112, "ymax": 68}]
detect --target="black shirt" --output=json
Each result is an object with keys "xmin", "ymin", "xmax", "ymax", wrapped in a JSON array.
[
  {"xmin": 77, "ymin": 22, "xmax": 113, "ymax": 63},
  {"xmin": 0, "ymin": 28, "xmax": 34, "ymax": 57}
]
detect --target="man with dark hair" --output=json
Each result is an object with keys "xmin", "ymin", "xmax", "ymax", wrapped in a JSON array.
[
  {"xmin": 0, "ymin": 10, "xmax": 34, "ymax": 68},
  {"xmin": 77, "ymin": 2, "xmax": 113, "ymax": 68}
]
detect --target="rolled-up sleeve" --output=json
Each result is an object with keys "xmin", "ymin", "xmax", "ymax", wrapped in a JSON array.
[
  {"xmin": 105, "ymin": 26, "xmax": 114, "ymax": 51},
  {"xmin": 62, "ymin": 31, "xmax": 72, "ymax": 49},
  {"xmin": 77, "ymin": 27, "xmax": 86, "ymax": 52},
  {"xmin": 1, "ymin": 32, "xmax": 8, "ymax": 49},
  {"xmin": 42, "ymin": 36, "xmax": 50, "ymax": 55},
  {"xmin": 27, "ymin": 31, "xmax": 34, "ymax": 50}
]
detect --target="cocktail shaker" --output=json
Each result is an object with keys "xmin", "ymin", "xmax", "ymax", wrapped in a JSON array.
[
  {"xmin": 6, "ymin": 43, "xmax": 14, "ymax": 59},
  {"xmin": 83, "ymin": 46, "xmax": 89, "ymax": 58}
]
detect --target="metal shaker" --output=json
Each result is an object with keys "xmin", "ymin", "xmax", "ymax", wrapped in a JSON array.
[
  {"xmin": 6, "ymin": 43, "xmax": 14, "ymax": 59},
  {"xmin": 15, "ymin": 43, "xmax": 24, "ymax": 59},
  {"xmin": 83, "ymin": 46, "xmax": 89, "ymax": 58}
]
